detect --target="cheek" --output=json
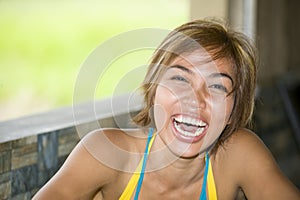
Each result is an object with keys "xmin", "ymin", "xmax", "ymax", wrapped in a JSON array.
[
  {"xmin": 154, "ymin": 84, "xmax": 181, "ymax": 106},
  {"xmin": 203, "ymin": 100, "xmax": 232, "ymax": 147},
  {"xmin": 153, "ymin": 86, "xmax": 179, "ymax": 130},
  {"xmin": 153, "ymin": 104, "xmax": 166, "ymax": 131},
  {"xmin": 210, "ymin": 96, "xmax": 234, "ymax": 125}
]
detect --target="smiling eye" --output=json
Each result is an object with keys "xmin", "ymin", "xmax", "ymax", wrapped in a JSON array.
[
  {"xmin": 208, "ymin": 84, "xmax": 228, "ymax": 93},
  {"xmin": 171, "ymin": 75, "xmax": 189, "ymax": 83}
]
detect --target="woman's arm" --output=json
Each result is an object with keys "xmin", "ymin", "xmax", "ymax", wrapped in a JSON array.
[
  {"xmin": 33, "ymin": 131, "xmax": 119, "ymax": 199},
  {"xmin": 233, "ymin": 129, "xmax": 300, "ymax": 200}
]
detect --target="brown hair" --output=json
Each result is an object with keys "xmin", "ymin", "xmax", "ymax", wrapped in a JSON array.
[{"xmin": 133, "ymin": 18, "xmax": 257, "ymax": 153}]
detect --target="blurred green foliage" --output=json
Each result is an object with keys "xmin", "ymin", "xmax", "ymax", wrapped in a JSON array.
[{"xmin": 0, "ymin": 0, "xmax": 188, "ymax": 120}]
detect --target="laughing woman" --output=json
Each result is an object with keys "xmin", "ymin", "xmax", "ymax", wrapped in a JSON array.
[{"xmin": 33, "ymin": 19, "xmax": 300, "ymax": 199}]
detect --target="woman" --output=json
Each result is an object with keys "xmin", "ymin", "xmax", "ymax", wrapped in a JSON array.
[{"xmin": 33, "ymin": 19, "xmax": 300, "ymax": 199}]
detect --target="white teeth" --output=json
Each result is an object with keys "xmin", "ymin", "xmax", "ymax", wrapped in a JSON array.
[
  {"xmin": 174, "ymin": 121, "xmax": 205, "ymax": 137},
  {"xmin": 174, "ymin": 116, "xmax": 207, "ymax": 127},
  {"xmin": 173, "ymin": 116, "xmax": 207, "ymax": 137}
]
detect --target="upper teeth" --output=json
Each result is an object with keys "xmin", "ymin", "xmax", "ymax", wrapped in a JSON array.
[
  {"xmin": 174, "ymin": 116, "xmax": 207, "ymax": 127},
  {"xmin": 173, "ymin": 116, "xmax": 207, "ymax": 137}
]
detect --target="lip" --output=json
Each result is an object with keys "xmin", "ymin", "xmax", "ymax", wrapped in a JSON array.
[{"xmin": 171, "ymin": 114, "xmax": 208, "ymax": 143}]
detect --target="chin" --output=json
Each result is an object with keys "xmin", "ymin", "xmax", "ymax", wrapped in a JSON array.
[{"xmin": 160, "ymin": 129, "xmax": 206, "ymax": 159}]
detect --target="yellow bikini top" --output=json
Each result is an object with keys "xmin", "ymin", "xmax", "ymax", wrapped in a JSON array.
[{"xmin": 119, "ymin": 128, "xmax": 217, "ymax": 200}]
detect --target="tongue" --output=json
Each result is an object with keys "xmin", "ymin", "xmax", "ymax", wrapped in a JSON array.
[{"xmin": 178, "ymin": 122, "xmax": 199, "ymax": 133}]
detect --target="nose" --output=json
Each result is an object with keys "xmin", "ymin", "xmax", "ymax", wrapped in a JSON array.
[{"xmin": 181, "ymin": 84, "xmax": 208, "ymax": 110}]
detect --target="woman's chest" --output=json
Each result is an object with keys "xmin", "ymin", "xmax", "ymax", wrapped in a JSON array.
[{"xmin": 132, "ymin": 173, "xmax": 205, "ymax": 200}]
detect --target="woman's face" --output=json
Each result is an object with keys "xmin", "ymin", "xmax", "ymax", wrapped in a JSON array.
[{"xmin": 153, "ymin": 50, "xmax": 235, "ymax": 158}]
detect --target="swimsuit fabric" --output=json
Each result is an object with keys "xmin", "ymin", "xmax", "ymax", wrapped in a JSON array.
[{"xmin": 119, "ymin": 128, "xmax": 217, "ymax": 200}]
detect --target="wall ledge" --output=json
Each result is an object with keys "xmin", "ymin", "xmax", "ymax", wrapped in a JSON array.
[{"xmin": 0, "ymin": 93, "xmax": 143, "ymax": 143}]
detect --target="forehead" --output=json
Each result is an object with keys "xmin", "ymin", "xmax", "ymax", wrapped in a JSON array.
[{"xmin": 167, "ymin": 50, "xmax": 234, "ymax": 78}]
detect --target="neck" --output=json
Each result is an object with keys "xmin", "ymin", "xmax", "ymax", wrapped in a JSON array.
[{"xmin": 146, "ymin": 135, "xmax": 207, "ymax": 189}]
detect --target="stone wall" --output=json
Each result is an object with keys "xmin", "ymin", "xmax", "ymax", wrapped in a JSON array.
[
  {"xmin": 0, "ymin": 94, "xmax": 141, "ymax": 199},
  {"xmin": 0, "ymin": 127, "xmax": 79, "ymax": 200},
  {"xmin": 0, "ymin": 127, "xmax": 80, "ymax": 199},
  {"xmin": 0, "ymin": 112, "xmax": 134, "ymax": 200}
]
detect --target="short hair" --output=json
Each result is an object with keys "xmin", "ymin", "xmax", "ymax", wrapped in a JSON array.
[{"xmin": 133, "ymin": 18, "xmax": 257, "ymax": 153}]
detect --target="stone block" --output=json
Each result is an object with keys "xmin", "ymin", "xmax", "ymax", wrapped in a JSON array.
[
  {"xmin": 58, "ymin": 140, "xmax": 78, "ymax": 157},
  {"xmin": 58, "ymin": 128, "xmax": 79, "ymax": 157},
  {"xmin": 38, "ymin": 132, "xmax": 58, "ymax": 170},
  {"xmin": 0, "ymin": 150, "xmax": 11, "ymax": 174},
  {"xmin": 12, "ymin": 136, "xmax": 37, "ymax": 148},
  {"xmin": 37, "ymin": 131, "xmax": 59, "ymax": 186},
  {"xmin": 10, "ymin": 192, "xmax": 32, "ymax": 200},
  {"xmin": 11, "ymin": 136, "xmax": 38, "ymax": 170},
  {"xmin": 37, "ymin": 167, "xmax": 58, "ymax": 187},
  {"xmin": 11, "ymin": 165, "xmax": 38, "ymax": 197},
  {"xmin": 11, "ymin": 144, "xmax": 37, "ymax": 170},
  {"xmin": 0, "ymin": 172, "xmax": 11, "ymax": 200},
  {"xmin": 58, "ymin": 127, "xmax": 79, "ymax": 145},
  {"xmin": 0, "ymin": 141, "xmax": 12, "ymax": 152}
]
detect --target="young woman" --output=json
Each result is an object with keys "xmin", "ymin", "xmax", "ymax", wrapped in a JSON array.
[{"xmin": 33, "ymin": 19, "xmax": 300, "ymax": 200}]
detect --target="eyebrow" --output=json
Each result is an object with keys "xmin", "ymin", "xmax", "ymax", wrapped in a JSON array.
[
  {"xmin": 169, "ymin": 65, "xmax": 194, "ymax": 74},
  {"xmin": 169, "ymin": 64, "xmax": 234, "ymax": 85},
  {"xmin": 209, "ymin": 72, "xmax": 234, "ymax": 85}
]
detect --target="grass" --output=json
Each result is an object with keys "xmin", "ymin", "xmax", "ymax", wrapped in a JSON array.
[{"xmin": 0, "ymin": 0, "xmax": 188, "ymax": 121}]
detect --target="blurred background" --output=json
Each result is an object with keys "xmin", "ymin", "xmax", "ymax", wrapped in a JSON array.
[
  {"xmin": 0, "ymin": 0, "xmax": 189, "ymax": 121},
  {"xmin": 0, "ymin": 0, "xmax": 299, "ymax": 188}
]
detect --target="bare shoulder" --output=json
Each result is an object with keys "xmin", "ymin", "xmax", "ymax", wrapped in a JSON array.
[
  {"xmin": 34, "ymin": 128, "xmax": 147, "ymax": 199},
  {"xmin": 214, "ymin": 128, "xmax": 270, "ymax": 169},
  {"xmin": 82, "ymin": 128, "xmax": 148, "ymax": 171},
  {"xmin": 83, "ymin": 128, "xmax": 148, "ymax": 154},
  {"xmin": 222, "ymin": 128, "xmax": 269, "ymax": 158},
  {"xmin": 215, "ymin": 128, "xmax": 300, "ymax": 199},
  {"xmin": 218, "ymin": 128, "xmax": 282, "ymax": 179}
]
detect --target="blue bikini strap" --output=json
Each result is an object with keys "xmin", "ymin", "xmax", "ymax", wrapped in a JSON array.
[
  {"xmin": 134, "ymin": 128, "xmax": 154, "ymax": 200},
  {"xmin": 199, "ymin": 152, "xmax": 209, "ymax": 200}
]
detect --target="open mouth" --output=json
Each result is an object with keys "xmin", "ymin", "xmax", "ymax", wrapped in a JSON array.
[{"xmin": 172, "ymin": 115, "xmax": 207, "ymax": 138}]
